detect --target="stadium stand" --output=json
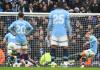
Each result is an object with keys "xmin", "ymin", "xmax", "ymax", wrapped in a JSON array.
[{"xmin": 0, "ymin": 0, "xmax": 99, "ymax": 13}]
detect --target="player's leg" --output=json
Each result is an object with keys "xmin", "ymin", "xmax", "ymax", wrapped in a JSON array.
[
  {"xmin": 50, "ymin": 36, "xmax": 58, "ymax": 62},
  {"xmin": 20, "ymin": 45, "xmax": 29, "ymax": 66},
  {"xmin": 59, "ymin": 36, "xmax": 69, "ymax": 66},
  {"xmin": 80, "ymin": 49, "xmax": 95, "ymax": 68},
  {"xmin": 39, "ymin": 41, "xmax": 44, "ymax": 56},
  {"xmin": 82, "ymin": 49, "xmax": 95, "ymax": 57},
  {"xmin": 25, "ymin": 60, "xmax": 33, "ymax": 67},
  {"xmin": 28, "ymin": 57, "xmax": 39, "ymax": 67},
  {"xmin": 7, "ymin": 42, "xmax": 16, "ymax": 56},
  {"xmin": 13, "ymin": 46, "xmax": 26, "ymax": 67},
  {"xmin": 51, "ymin": 45, "xmax": 57, "ymax": 62},
  {"xmin": 7, "ymin": 42, "xmax": 17, "ymax": 66},
  {"xmin": 13, "ymin": 44, "xmax": 22, "ymax": 67},
  {"xmin": 62, "ymin": 46, "xmax": 69, "ymax": 66}
]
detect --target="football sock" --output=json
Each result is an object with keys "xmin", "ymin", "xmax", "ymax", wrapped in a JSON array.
[
  {"xmin": 16, "ymin": 53, "xmax": 20, "ymax": 63},
  {"xmin": 50, "ymin": 48, "xmax": 56, "ymax": 62},
  {"xmin": 40, "ymin": 48, "xmax": 44, "ymax": 56},
  {"xmin": 82, "ymin": 57, "xmax": 86, "ymax": 65},
  {"xmin": 63, "ymin": 48, "xmax": 68, "ymax": 61},
  {"xmin": 76, "ymin": 54, "xmax": 82, "ymax": 60}
]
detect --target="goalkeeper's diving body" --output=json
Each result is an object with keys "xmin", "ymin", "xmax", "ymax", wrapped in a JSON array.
[
  {"xmin": 47, "ymin": 1, "xmax": 72, "ymax": 66},
  {"xmin": 77, "ymin": 30, "xmax": 98, "ymax": 68},
  {"xmin": 8, "ymin": 12, "xmax": 33, "ymax": 67}
]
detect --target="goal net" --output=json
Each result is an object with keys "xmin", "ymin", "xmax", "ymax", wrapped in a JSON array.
[{"xmin": 0, "ymin": 12, "xmax": 100, "ymax": 67}]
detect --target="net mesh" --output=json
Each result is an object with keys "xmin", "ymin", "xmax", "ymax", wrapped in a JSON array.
[{"xmin": 0, "ymin": 13, "xmax": 100, "ymax": 67}]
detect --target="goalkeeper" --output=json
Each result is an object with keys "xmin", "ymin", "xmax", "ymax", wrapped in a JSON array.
[
  {"xmin": 40, "ymin": 52, "xmax": 51, "ymax": 66},
  {"xmin": 77, "ymin": 29, "xmax": 98, "ymax": 68}
]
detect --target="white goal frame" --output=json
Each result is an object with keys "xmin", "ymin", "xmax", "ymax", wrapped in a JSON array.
[{"xmin": 0, "ymin": 12, "xmax": 100, "ymax": 17}]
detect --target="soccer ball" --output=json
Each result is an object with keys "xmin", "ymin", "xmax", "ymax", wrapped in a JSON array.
[{"xmin": 25, "ymin": 61, "xmax": 33, "ymax": 67}]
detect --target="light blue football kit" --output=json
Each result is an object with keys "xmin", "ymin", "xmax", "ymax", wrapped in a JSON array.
[
  {"xmin": 8, "ymin": 19, "xmax": 33, "ymax": 46},
  {"xmin": 47, "ymin": 9, "xmax": 72, "ymax": 46}
]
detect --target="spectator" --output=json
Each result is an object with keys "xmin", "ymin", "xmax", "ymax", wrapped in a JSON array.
[
  {"xmin": 38, "ymin": 3, "xmax": 43, "ymax": 12},
  {"xmin": 63, "ymin": 2, "xmax": 70, "ymax": 10},
  {"xmin": 90, "ymin": 0, "xmax": 99, "ymax": 13},
  {"xmin": 38, "ymin": 26, "xmax": 44, "ymax": 56},
  {"xmin": 87, "ymin": 16, "xmax": 97, "ymax": 26},
  {"xmin": 0, "ymin": 0, "xmax": 99, "ymax": 13},
  {"xmin": 4, "ymin": 3, "xmax": 12, "ymax": 12},
  {"xmin": 0, "ymin": 2, "xmax": 3, "ymax": 12},
  {"xmin": 87, "ymin": 24, "xmax": 92, "ymax": 30},
  {"xmin": 18, "ymin": 0, "xmax": 28, "ymax": 12},
  {"xmin": 0, "ymin": 6, "xmax": 3, "ymax": 12},
  {"xmin": 42, "ymin": 5, "xmax": 48, "ymax": 12},
  {"xmin": 0, "ymin": 18, "xmax": 5, "ymax": 37},
  {"xmin": 74, "ymin": 7, "xmax": 80, "ymax": 13},
  {"xmin": 80, "ymin": 6, "xmax": 86, "ymax": 13},
  {"xmin": 52, "ymin": 2, "xmax": 57, "ymax": 10},
  {"xmin": 28, "ymin": 17, "xmax": 37, "ymax": 33},
  {"xmin": 48, "ymin": 1, "xmax": 54, "ymax": 12},
  {"xmin": 28, "ymin": 3, "xmax": 34, "ymax": 12},
  {"xmin": 12, "ymin": 2, "xmax": 17, "ymax": 12},
  {"xmin": 74, "ymin": 0, "xmax": 81, "ymax": 7}
]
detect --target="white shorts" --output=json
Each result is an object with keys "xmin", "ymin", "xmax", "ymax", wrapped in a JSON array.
[
  {"xmin": 7, "ymin": 42, "xmax": 16, "ymax": 55},
  {"xmin": 7, "ymin": 42, "xmax": 16, "ymax": 49},
  {"xmin": 15, "ymin": 45, "xmax": 28, "ymax": 50},
  {"xmin": 50, "ymin": 35, "xmax": 68, "ymax": 47},
  {"xmin": 84, "ymin": 49, "xmax": 95, "ymax": 57}
]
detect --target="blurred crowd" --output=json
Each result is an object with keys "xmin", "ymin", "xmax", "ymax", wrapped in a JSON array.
[{"xmin": 0, "ymin": 0, "xmax": 100, "ymax": 13}]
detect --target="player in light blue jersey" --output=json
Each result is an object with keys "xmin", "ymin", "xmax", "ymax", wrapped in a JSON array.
[
  {"xmin": 3, "ymin": 32, "xmax": 17, "ymax": 66},
  {"xmin": 8, "ymin": 12, "xmax": 33, "ymax": 47},
  {"xmin": 8, "ymin": 12, "xmax": 33, "ymax": 67},
  {"xmin": 3, "ymin": 32, "xmax": 16, "ymax": 56},
  {"xmin": 77, "ymin": 30, "xmax": 98, "ymax": 68},
  {"xmin": 47, "ymin": 2, "xmax": 72, "ymax": 66}
]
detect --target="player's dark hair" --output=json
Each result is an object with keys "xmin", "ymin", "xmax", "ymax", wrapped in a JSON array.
[
  {"xmin": 57, "ymin": 1, "xmax": 63, "ymax": 8},
  {"xmin": 86, "ymin": 29, "xmax": 93, "ymax": 34},
  {"xmin": 18, "ymin": 12, "xmax": 24, "ymax": 18}
]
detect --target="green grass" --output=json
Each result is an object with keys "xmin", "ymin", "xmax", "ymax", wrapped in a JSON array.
[{"xmin": 0, "ymin": 67, "xmax": 100, "ymax": 70}]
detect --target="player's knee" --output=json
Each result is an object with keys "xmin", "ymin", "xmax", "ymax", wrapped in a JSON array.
[
  {"xmin": 8, "ymin": 50, "xmax": 12, "ymax": 56},
  {"xmin": 90, "ymin": 53, "xmax": 95, "ymax": 58},
  {"xmin": 81, "ymin": 51, "xmax": 86, "ymax": 57}
]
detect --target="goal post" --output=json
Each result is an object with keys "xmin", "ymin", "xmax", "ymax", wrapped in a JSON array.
[
  {"xmin": 0, "ymin": 12, "xmax": 100, "ymax": 67},
  {"xmin": 0, "ymin": 12, "xmax": 100, "ymax": 16}
]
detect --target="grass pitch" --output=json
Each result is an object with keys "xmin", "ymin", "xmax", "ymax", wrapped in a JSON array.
[{"xmin": 0, "ymin": 67, "xmax": 100, "ymax": 70}]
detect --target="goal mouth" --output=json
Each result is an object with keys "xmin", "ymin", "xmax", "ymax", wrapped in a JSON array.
[{"xmin": 0, "ymin": 12, "xmax": 100, "ymax": 67}]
